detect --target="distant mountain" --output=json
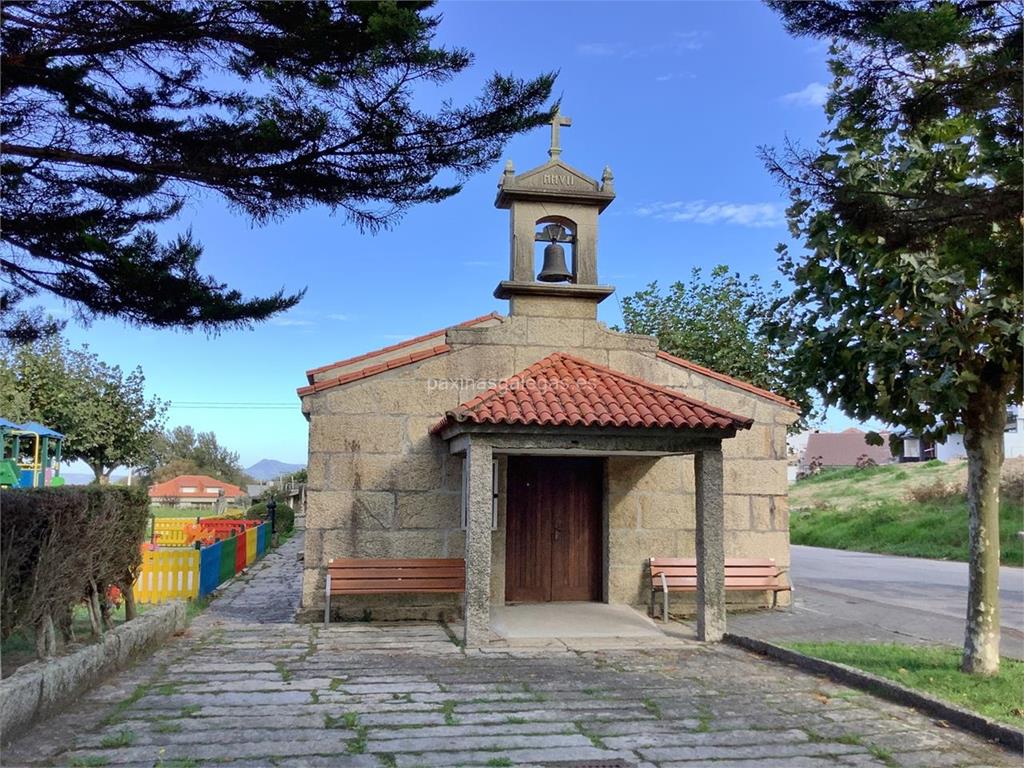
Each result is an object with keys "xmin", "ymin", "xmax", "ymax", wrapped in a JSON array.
[{"xmin": 246, "ymin": 459, "xmax": 305, "ymax": 482}]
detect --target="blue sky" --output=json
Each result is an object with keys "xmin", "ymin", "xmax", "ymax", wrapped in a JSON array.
[{"xmin": 47, "ymin": 1, "xmax": 871, "ymax": 472}]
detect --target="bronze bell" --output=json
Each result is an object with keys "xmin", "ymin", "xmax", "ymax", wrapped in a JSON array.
[{"xmin": 537, "ymin": 241, "xmax": 572, "ymax": 282}]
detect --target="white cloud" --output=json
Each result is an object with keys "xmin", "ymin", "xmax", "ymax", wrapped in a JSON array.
[
  {"xmin": 271, "ymin": 317, "xmax": 314, "ymax": 327},
  {"xmin": 576, "ymin": 42, "xmax": 623, "ymax": 57},
  {"xmin": 577, "ymin": 31, "xmax": 707, "ymax": 59},
  {"xmin": 636, "ymin": 201, "xmax": 784, "ymax": 228},
  {"xmin": 654, "ymin": 72, "xmax": 697, "ymax": 83},
  {"xmin": 781, "ymin": 82, "xmax": 828, "ymax": 107},
  {"xmin": 671, "ymin": 31, "xmax": 705, "ymax": 52},
  {"xmin": 326, "ymin": 313, "xmax": 350, "ymax": 321}
]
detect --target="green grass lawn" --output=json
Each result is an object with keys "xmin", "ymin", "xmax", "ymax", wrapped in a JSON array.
[
  {"xmin": 790, "ymin": 495, "xmax": 1024, "ymax": 566},
  {"xmin": 148, "ymin": 506, "xmax": 218, "ymax": 518},
  {"xmin": 789, "ymin": 459, "xmax": 1024, "ymax": 566},
  {"xmin": 785, "ymin": 642, "xmax": 1024, "ymax": 727},
  {"xmin": 795, "ymin": 460, "xmax": 947, "ymax": 489}
]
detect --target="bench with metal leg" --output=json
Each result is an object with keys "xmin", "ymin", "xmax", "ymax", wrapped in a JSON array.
[{"xmin": 649, "ymin": 557, "xmax": 791, "ymax": 622}]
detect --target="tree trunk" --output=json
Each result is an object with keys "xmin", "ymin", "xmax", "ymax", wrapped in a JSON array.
[
  {"xmin": 44, "ymin": 613, "xmax": 57, "ymax": 655},
  {"xmin": 961, "ymin": 374, "xmax": 1006, "ymax": 675},
  {"xmin": 123, "ymin": 584, "xmax": 137, "ymax": 621},
  {"xmin": 58, "ymin": 606, "xmax": 75, "ymax": 643},
  {"xmin": 87, "ymin": 580, "xmax": 103, "ymax": 637},
  {"xmin": 34, "ymin": 613, "xmax": 56, "ymax": 658},
  {"xmin": 100, "ymin": 600, "xmax": 114, "ymax": 631}
]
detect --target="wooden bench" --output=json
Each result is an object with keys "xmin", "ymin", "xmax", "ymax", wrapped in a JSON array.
[
  {"xmin": 649, "ymin": 557, "xmax": 791, "ymax": 622},
  {"xmin": 324, "ymin": 558, "xmax": 465, "ymax": 625}
]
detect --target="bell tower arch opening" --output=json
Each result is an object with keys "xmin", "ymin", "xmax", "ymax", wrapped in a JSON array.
[
  {"xmin": 535, "ymin": 218, "xmax": 576, "ymax": 284},
  {"xmin": 493, "ymin": 110, "xmax": 616, "ymax": 316}
]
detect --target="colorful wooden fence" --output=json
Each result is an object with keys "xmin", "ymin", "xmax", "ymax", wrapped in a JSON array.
[
  {"xmin": 135, "ymin": 522, "xmax": 272, "ymax": 603},
  {"xmin": 151, "ymin": 516, "xmax": 260, "ymax": 547},
  {"xmin": 134, "ymin": 548, "xmax": 199, "ymax": 603},
  {"xmin": 201, "ymin": 519, "xmax": 259, "ymax": 538},
  {"xmin": 151, "ymin": 517, "xmax": 197, "ymax": 547}
]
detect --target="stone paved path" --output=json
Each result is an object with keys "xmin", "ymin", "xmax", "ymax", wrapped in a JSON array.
[{"xmin": 5, "ymin": 533, "xmax": 1018, "ymax": 768}]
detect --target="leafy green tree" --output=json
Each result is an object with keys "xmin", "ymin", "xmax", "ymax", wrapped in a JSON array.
[
  {"xmin": 147, "ymin": 426, "xmax": 251, "ymax": 488},
  {"xmin": 764, "ymin": 1, "xmax": 1022, "ymax": 674},
  {"xmin": 1, "ymin": 1, "xmax": 556, "ymax": 341},
  {"xmin": 0, "ymin": 338, "xmax": 168, "ymax": 482},
  {"xmin": 617, "ymin": 265, "xmax": 811, "ymax": 418}
]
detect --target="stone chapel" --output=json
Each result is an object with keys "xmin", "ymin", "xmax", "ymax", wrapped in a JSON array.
[{"xmin": 297, "ymin": 112, "xmax": 799, "ymax": 646}]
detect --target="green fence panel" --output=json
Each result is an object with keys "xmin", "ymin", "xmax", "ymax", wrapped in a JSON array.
[{"xmin": 219, "ymin": 536, "xmax": 237, "ymax": 585}]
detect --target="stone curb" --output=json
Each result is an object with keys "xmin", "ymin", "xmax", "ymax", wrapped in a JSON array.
[
  {"xmin": 0, "ymin": 601, "xmax": 187, "ymax": 743},
  {"xmin": 724, "ymin": 633, "xmax": 1024, "ymax": 754}
]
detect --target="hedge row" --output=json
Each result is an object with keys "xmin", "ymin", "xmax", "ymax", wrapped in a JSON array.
[
  {"xmin": 248, "ymin": 500, "xmax": 295, "ymax": 535},
  {"xmin": 1, "ymin": 486, "xmax": 149, "ymax": 657}
]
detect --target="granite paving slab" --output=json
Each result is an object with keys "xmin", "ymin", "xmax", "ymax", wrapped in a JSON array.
[{"xmin": 4, "ymin": 531, "xmax": 1018, "ymax": 768}]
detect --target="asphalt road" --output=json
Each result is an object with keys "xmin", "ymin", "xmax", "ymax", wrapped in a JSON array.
[{"xmin": 728, "ymin": 545, "xmax": 1024, "ymax": 659}]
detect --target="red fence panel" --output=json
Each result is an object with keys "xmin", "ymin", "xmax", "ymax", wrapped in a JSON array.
[{"xmin": 234, "ymin": 533, "xmax": 247, "ymax": 573}]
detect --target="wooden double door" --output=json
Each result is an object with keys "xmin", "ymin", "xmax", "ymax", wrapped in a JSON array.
[{"xmin": 505, "ymin": 456, "xmax": 603, "ymax": 603}]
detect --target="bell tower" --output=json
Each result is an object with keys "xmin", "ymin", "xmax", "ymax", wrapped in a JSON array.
[{"xmin": 494, "ymin": 109, "xmax": 616, "ymax": 318}]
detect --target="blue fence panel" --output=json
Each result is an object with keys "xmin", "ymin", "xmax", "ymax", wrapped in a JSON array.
[
  {"xmin": 198, "ymin": 540, "xmax": 223, "ymax": 597},
  {"xmin": 257, "ymin": 523, "xmax": 268, "ymax": 555}
]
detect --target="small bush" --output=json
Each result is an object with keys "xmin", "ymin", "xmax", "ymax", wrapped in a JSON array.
[
  {"xmin": 248, "ymin": 500, "xmax": 294, "ymax": 534},
  {"xmin": 1000, "ymin": 468, "xmax": 1024, "ymax": 506},
  {"xmin": 907, "ymin": 477, "xmax": 962, "ymax": 504},
  {"xmin": 855, "ymin": 454, "xmax": 877, "ymax": 469},
  {"xmin": 906, "ymin": 463, "xmax": 1021, "ymax": 505}
]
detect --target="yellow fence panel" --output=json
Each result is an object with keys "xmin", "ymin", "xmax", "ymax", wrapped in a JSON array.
[
  {"xmin": 245, "ymin": 528, "xmax": 257, "ymax": 566},
  {"xmin": 134, "ymin": 548, "xmax": 199, "ymax": 603},
  {"xmin": 152, "ymin": 518, "xmax": 196, "ymax": 547}
]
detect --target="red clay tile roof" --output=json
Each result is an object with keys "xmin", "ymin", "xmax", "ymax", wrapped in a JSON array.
[
  {"xmin": 655, "ymin": 350, "xmax": 799, "ymax": 410},
  {"xmin": 430, "ymin": 352, "xmax": 754, "ymax": 435},
  {"xmin": 148, "ymin": 474, "xmax": 244, "ymax": 500},
  {"xmin": 298, "ymin": 312, "xmax": 502, "ymax": 397}
]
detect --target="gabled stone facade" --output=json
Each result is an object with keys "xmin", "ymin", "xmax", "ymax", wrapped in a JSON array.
[
  {"xmin": 299, "ymin": 307, "xmax": 797, "ymax": 620},
  {"xmin": 298, "ymin": 113, "xmax": 799, "ymax": 629}
]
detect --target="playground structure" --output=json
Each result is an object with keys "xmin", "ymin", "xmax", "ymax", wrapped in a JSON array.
[{"xmin": 0, "ymin": 418, "xmax": 65, "ymax": 489}]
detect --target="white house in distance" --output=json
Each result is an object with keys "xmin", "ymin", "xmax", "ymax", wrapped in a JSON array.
[{"xmin": 898, "ymin": 404, "xmax": 1024, "ymax": 462}]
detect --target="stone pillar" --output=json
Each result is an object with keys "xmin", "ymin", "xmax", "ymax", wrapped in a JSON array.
[
  {"xmin": 695, "ymin": 446, "xmax": 726, "ymax": 641},
  {"xmin": 463, "ymin": 439, "xmax": 494, "ymax": 648}
]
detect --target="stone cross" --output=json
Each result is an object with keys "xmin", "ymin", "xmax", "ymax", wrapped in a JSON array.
[{"xmin": 548, "ymin": 108, "xmax": 572, "ymax": 159}]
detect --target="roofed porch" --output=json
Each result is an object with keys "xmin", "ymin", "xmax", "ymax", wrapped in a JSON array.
[
  {"xmin": 430, "ymin": 351, "xmax": 752, "ymax": 648},
  {"xmin": 443, "ymin": 427, "xmax": 731, "ymax": 648}
]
